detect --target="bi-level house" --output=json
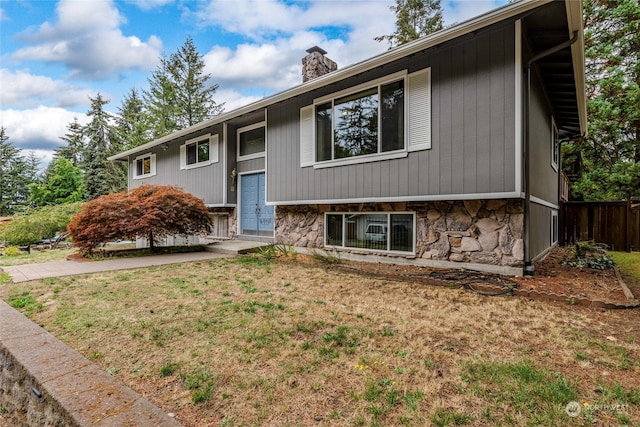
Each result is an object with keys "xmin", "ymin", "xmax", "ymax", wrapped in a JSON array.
[{"xmin": 109, "ymin": 0, "xmax": 586, "ymax": 276}]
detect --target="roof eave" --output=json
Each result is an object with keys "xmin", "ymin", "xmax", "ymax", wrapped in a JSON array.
[
  {"xmin": 566, "ymin": 0, "xmax": 588, "ymax": 137},
  {"xmin": 109, "ymin": 0, "xmax": 555, "ymax": 161}
]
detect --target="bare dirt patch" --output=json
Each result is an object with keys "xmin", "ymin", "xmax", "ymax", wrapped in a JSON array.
[{"xmin": 308, "ymin": 245, "xmax": 632, "ymax": 304}]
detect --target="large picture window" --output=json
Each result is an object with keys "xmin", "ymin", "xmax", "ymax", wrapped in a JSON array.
[
  {"xmin": 300, "ymin": 69, "xmax": 430, "ymax": 168},
  {"xmin": 316, "ymin": 80, "xmax": 404, "ymax": 162},
  {"xmin": 325, "ymin": 212, "xmax": 414, "ymax": 253}
]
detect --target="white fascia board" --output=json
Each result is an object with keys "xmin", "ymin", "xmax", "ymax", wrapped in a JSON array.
[
  {"xmin": 109, "ymin": 0, "xmax": 553, "ymax": 162},
  {"xmin": 266, "ymin": 191, "xmax": 522, "ymax": 206},
  {"xmin": 565, "ymin": 0, "xmax": 588, "ymax": 136}
]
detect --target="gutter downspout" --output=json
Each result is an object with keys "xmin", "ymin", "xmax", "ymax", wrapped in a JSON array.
[{"xmin": 523, "ymin": 30, "xmax": 579, "ymax": 276}]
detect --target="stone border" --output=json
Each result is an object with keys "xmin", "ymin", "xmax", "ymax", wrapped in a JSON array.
[{"xmin": 0, "ymin": 299, "xmax": 181, "ymax": 427}]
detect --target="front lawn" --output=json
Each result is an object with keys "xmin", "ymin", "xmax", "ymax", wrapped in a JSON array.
[
  {"xmin": 0, "ymin": 247, "xmax": 76, "ymax": 267},
  {"xmin": 1, "ymin": 254, "xmax": 638, "ymax": 426}
]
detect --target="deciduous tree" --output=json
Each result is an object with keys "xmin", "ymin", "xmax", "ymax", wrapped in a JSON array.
[
  {"xmin": 68, "ymin": 185, "xmax": 213, "ymax": 254},
  {"xmin": 29, "ymin": 158, "xmax": 84, "ymax": 206}
]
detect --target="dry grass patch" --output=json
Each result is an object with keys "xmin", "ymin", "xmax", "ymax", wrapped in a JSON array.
[{"xmin": 1, "ymin": 254, "xmax": 639, "ymax": 426}]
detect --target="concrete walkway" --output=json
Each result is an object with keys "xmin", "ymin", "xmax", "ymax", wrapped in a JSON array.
[{"xmin": 1, "ymin": 251, "xmax": 231, "ymax": 283}]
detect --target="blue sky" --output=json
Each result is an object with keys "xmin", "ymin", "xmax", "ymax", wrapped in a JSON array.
[{"xmin": 0, "ymin": 0, "xmax": 508, "ymax": 169}]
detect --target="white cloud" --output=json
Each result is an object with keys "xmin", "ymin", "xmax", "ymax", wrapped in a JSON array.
[
  {"xmin": 0, "ymin": 8, "xmax": 7, "ymax": 21},
  {"xmin": 13, "ymin": 0, "xmax": 162, "ymax": 79},
  {"xmin": 198, "ymin": 1, "xmax": 393, "ymax": 96},
  {"xmin": 0, "ymin": 107, "xmax": 89, "ymax": 154},
  {"xmin": 0, "ymin": 69, "xmax": 95, "ymax": 108},
  {"xmin": 215, "ymin": 89, "xmax": 264, "ymax": 113},
  {"xmin": 126, "ymin": 0, "xmax": 174, "ymax": 11},
  {"xmin": 196, "ymin": 0, "xmax": 395, "ymax": 46},
  {"xmin": 443, "ymin": 1, "xmax": 508, "ymax": 26}
]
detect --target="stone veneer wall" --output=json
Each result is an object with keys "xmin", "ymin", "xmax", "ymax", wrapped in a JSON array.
[{"xmin": 275, "ymin": 200, "xmax": 524, "ymax": 268}]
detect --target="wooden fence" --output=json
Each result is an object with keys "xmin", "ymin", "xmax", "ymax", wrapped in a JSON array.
[{"xmin": 560, "ymin": 201, "xmax": 640, "ymax": 252}]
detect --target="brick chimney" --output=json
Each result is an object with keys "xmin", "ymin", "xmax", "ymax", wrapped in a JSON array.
[{"xmin": 302, "ymin": 46, "xmax": 337, "ymax": 83}]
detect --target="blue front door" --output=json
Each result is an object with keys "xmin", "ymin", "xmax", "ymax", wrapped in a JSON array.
[{"xmin": 240, "ymin": 172, "xmax": 273, "ymax": 236}]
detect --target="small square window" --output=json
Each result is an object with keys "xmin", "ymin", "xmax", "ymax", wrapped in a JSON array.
[
  {"xmin": 134, "ymin": 153, "xmax": 155, "ymax": 179},
  {"xmin": 181, "ymin": 134, "xmax": 218, "ymax": 169}
]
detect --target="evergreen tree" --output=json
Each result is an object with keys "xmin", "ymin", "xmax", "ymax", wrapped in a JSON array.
[
  {"xmin": 375, "ymin": 0, "xmax": 444, "ymax": 47},
  {"xmin": 169, "ymin": 36, "xmax": 224, "ymax": 129},
  {"xmin": 0, "ymin": 127, "xmax": 35, "ymax": 215},
  {"xmin": 144, "ymin": 53, "xmax": 179, "ymax": 139},
  {"xmin": 565, "ymin": 0, "xmax": 640, "ymax": 200},
  {"xmin": 117, "ymin": 88, "xmax": 151, "ymax": 150},
  {"xmin": 29, "ymin": 157, "xmax": 84, "ymax": 206},
  {"xmin": 56, "ymin": 117, "xmax": 85, "ymax": 167},
  {"xmin": 144, "ymin": 38, "xmax": 224, "ymax": 138},
  {"xmin": 82, "ymin": 94, "xmax": 126, "ymax": 200},
  {"xmin": 24, "ymin": 151, "xmax": 41, "ymax": 183}
]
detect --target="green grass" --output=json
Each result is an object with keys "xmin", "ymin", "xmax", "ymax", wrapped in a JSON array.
[
  {"xmin": 0, "ymin": 272, "xmax": 11, "ymax": 285},
  {"xmin": 0, "ymin": 248, "xmax": 75, "ymax": 266},
  {"xmin": 610, "ymin": 251, "xmax": 640, "ymax": 287},
  {"xmin": 431, "ymin": 407, "xmax": 474, "ymax": 426},
  {"xmin": 461, "ymin": 359, "xmax": 578, "ymax": 425},
  {"xmin": 7, "ymin": 291, "xmax": 42, "ymax": 316}
]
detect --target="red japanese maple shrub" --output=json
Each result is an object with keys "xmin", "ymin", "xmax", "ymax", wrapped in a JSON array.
[{"xmin": 67, "ymin": 185, "xmax": 213, "ymax": 254}]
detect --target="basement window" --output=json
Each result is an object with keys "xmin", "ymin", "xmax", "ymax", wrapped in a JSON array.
[{"xmin": 325, "ymin": 212, "xmax": 415, "ymax": 253}]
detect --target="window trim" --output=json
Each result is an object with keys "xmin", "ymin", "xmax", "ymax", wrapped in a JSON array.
[
  {"xmin": 551, "ymin": 117, "xmax": 559, "ymax": 171},
  {"xmin": 133, "ymin": 152, "xmax": 156, "ymax": 179},
  {"xmin": 237, "ymin": 121, "xmax": 266, "ymax": 161},
  {"xmin": 312, "ymin": 71, "xmax": 407, "ymax": 167},
  {"xmin": 180, "ymin": 134, "xmax": 218, "ymax": 170},
  {"xmin": 300, "ymin": 68, "xmax": 431, "ymax": 169},
  {"xmin": 324, "ymin": 211, "xmax": 416, "ymax": 255}
]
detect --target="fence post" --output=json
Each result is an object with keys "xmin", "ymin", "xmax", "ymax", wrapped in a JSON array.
[{"xmin": 627, "ymin": 199, "xmax": 632, "ymax": 252}]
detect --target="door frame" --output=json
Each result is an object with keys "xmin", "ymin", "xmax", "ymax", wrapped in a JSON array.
[{"xmin": 237, "ymin": 170, "xmax": 274, "ymax": 240}]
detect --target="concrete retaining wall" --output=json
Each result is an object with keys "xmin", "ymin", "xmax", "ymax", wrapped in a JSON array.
[{"xmin": 0, "ymin": 299, "xmax": 181, "ymax": 427}]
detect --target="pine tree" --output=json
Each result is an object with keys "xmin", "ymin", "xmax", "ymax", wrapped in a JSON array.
[
  {"xmin": 82, "ymin": 94, "xmax": 126, "ymax": 200},
  {"xmin": 143, "ymin": 38, "xmax": 224, "ymax": 139},
  {"xmin": 375, "ymin": 0, "xmax": 444, "ymax": 47},
  {"xmin": 566, "ymin": 0, "xmax": 640, "ymax": 200},
  {"xmin": 169, "ymin": 36, "xmax": 224, "ymax": 129},
  {"xmin": 56, "ymin": 117, "xmax": 85, "ymax": 167},
  {"xmin": 117, "ymin": 88, "xmax": 151, "ymax": 149},
  {"xmin": 24, "ymin": 151, "xmax": 41, "ymax": 183},
  {"xmin": 144, "ymin": 53, "xmax": 179, "ymax": 139},
  {"xmin": 0, "ymin": 127, "xmax": 35, "ymax": 215}
]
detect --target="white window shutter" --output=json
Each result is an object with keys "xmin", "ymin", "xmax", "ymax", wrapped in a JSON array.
[
  {"xmin": 300, "ymin": 105, "xmax": 314, "ymax": 167},
  {"xmin": 179, "ymin": 144, "xmax": 186, "ymax": 169},
  {"xmin": 210, "ymin": 134, "xmax": 219, "ymax": 163},
  {"xmin": 407, "ymin": 68, "xmax": 431, "ymax": 152},
  {"xmin": 150, "ymin": 154, "xmax": 156, "ymax": 176}
]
